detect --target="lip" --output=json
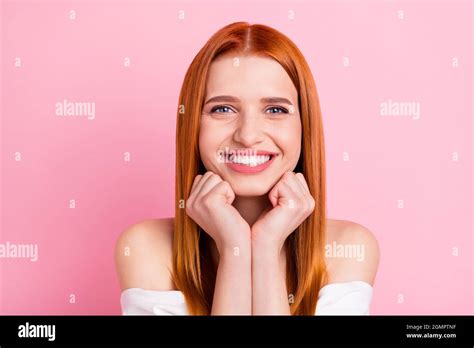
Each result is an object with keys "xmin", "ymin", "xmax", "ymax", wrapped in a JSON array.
[
  {"xmin": 251, "ymin": 150, "xmax": 279, "ymax": 156},
  {"xmin": 225, "ymin": 149, "xmax": 278, "ymax": 175},
  {"xmin": 227, "ymin": 148, "xmax": 279, "ymax": 156}
]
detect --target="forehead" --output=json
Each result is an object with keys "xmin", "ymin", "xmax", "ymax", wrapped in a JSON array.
[{"xmin": 205, "ymin": 55, "xmax": 298, "ymax": 102}]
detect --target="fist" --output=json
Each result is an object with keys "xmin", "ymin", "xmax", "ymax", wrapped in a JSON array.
[
  {"xmin": 251, "ymin": 172, "xmax": 315, "ymax": 249},
  {"xmin": 186, "ymin": 171, "xmax": 251, "ymax": 252}
]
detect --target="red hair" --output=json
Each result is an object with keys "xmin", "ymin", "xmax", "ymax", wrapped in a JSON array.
[{"xmin": 172, "ymin": 22, "xmax": 327, "ymax": 315}]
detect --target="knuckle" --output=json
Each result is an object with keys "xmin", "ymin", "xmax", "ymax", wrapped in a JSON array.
[
  {"xmin": 193, "ymin": 175, "xmax": 203, "ymax": 183},
  {"xmin": 308, "ymin": 197, "xmax": 316, "ymax": 210},
  {"xmin": 297, "ymin": 198, "xmax": 306, "ymax": 210},
  {"xmin": 281, "ymin": 172, "xmax": 292, "ymax": 182},
  {"xmin": 185, "ymin": 203, "xmax": 194, "ymax": 217},
  {"xmin": 201, "ymin": 194, "xmax": 214, "ymax": 208},
  {"xmin": 186, "ymin": 194, "xmax": 195, "ymax": 206},
  {"xmin": 186, "ymin": 198, "xmax": 193, "ymax": 209}
]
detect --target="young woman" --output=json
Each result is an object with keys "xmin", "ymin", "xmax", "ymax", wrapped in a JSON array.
[{"xmin": 115, "ymin": 22, "xmax": 380, "ymax": 315}]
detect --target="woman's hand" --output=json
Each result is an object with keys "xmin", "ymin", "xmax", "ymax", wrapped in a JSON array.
[
  {"xmin": 186, "ymin": 171, "xmax": 251, "ymax": 254},
  {"xmin": 187, "ymin": 172, "xmax": 252, "ymax": 314},
  {"xmin": 251, "ymin": 172, "xmax": 315, "ymax": 251}
]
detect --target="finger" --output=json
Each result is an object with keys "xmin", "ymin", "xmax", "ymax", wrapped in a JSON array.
[
  {"xmin": 190, "ymin": 174, "xmax": 203, "ymax": 194},
  {"xmin": 268, "ymin": 177, "xmax": 295, "ymax": 208},
  {"xmin": 268, "ymin": 172, "xmax": 296, "ymax": 207},
  {"xmin": 295, "ymin": 173, "xmax": 315, "ymax": 210},
  {"xmin": 281, "ymin": 172, "xmax": 305, "ymax": 196},
  {"xmin": 196, "ymin": 172, "xmax": 223, "ymax": 198},
  {"xmin": 192, "ymin": 171, "xmax": 214, "ymax": 196},
  {"xmin": 268, "ymin": 183, "xmax": 279, "ymax": 208},
  {"xmin": 207, "ymin": 180, "xmax": 235, "ymax": 205},
  {"xmin": 294, "ymin": 172, "xmax": 310, "ymax": 194}
]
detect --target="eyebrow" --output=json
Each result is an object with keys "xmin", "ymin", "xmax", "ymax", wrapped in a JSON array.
[{"xmin": 204, "ymin": 95, "xmax": 294, "ymax": 106}]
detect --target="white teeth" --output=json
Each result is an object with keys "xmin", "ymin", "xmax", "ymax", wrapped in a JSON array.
[{"xmin": 230, "ymin": 155, "xmax": 271, "ymax": 167}]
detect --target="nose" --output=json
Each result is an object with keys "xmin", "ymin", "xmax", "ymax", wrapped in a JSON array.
[{"xmin": 233, "ymin": 110, "xmax": 265, "ymax": 146}]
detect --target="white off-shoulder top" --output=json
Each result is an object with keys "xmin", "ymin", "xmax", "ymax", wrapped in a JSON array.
[{"xmin": 120, "ymin": 280, "xmax": 373, "ymax": 315}]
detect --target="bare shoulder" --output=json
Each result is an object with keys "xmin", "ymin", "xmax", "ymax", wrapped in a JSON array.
[
  {"xmin": 114, "ymin": 217, "xmax": 175, "ymax": 291},
  {"xmin": 324, "ymin": 219, "xmax": 380, "ymax": 286}
]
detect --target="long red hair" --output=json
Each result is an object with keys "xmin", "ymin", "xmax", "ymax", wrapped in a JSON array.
[{"xmin": 172, "ymin": 22, "xmax": 327, "ymax": 315}]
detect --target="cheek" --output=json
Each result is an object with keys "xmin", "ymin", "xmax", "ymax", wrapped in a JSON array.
[
  {"xmin": 198, "ymin": 120, "xmax": 226, "ymax": 169},
  {"xmin": 276, "ymin": 119, "xmax": 302, "ymax": 159},
  {"xmin": 198, "ymin": 128, "xmax": 213, "ymax": 165}
]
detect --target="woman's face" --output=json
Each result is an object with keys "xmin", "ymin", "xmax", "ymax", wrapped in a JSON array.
[{"xmin": 199, "ymin": 54, "xmax": 302, "ymax": 197}]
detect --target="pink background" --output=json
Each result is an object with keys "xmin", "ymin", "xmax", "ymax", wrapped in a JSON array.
[{"xmin": 1, "ymin": 0, "xmax": 472, "ymax": 314}]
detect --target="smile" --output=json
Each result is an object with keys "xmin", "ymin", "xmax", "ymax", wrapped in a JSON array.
[
  {"xmin": 229, "ymin": 155, "xmax": 272, "ymax": 167},
  {"xmin": 225, "ymin": 152, "xmax": 278, "ymax": 174}
]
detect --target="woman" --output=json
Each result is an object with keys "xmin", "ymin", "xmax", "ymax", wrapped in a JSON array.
[{"xmin": 115, "ymin": 22, "xmax": 380, "ymax": 315}]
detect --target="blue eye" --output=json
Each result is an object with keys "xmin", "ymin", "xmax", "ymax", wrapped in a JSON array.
[
  {"xmin": 211, "ymin": 105, "xmax": 235, "ymax": 114},
  {"xmin": 266, "ymin": 106, "xmax": 288, "ymax": 114}
]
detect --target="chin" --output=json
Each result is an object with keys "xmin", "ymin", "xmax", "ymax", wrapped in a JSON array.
[{"xmin": 225, "ymin": 177, "xmax": 276, "ymax": 197}]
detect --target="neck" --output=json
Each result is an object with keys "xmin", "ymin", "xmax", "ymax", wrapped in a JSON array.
[{"xmin": 232, "ymin": 194, "xmax": 273, "ymax": 226}]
